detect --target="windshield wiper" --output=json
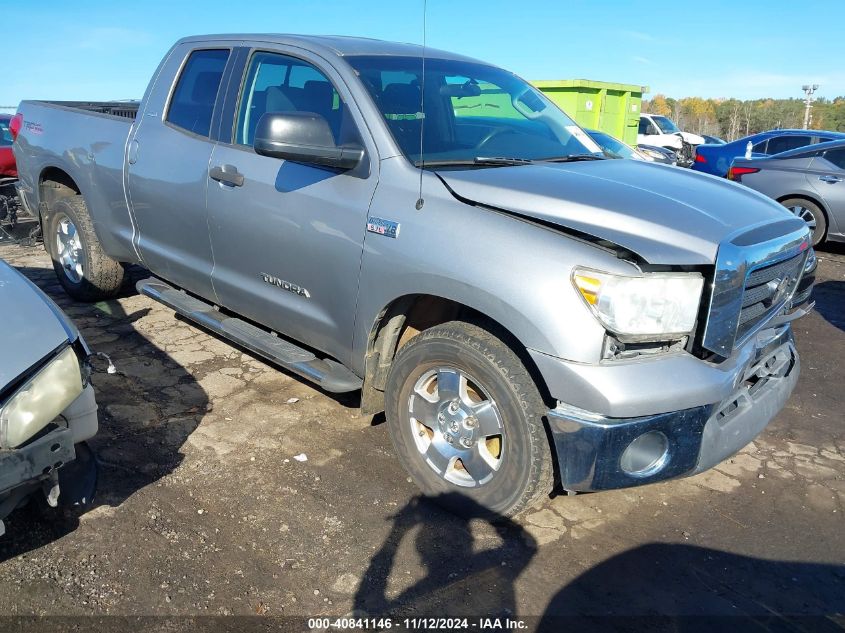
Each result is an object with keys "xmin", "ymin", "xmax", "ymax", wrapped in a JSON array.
[
  {"xmin": 540, "ymin": 153, "xmax": 607, "ymax": 163},
  {"xmin": 418, "ymin": 153, "xmax": 605, "ymax": 168},
  {"xmin": 415, "ymin": 157, "xmax": 534, "ymax": 168},
  {"xmin": 473, "ymin": 156, "xmax": 534, "ymax": 165}
]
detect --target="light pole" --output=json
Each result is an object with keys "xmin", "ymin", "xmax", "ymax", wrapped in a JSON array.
[{"xmin": 802, "ymin": 84, "xmax": 819, "ymax": 129}]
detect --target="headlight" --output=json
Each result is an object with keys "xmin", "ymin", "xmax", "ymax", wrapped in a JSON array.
[
  {"xmin": 0, "ymin": 346, "xmax": 83, "ymax": 448},
  {"xmin": 573, "ymin": 268, "xmax": 704, "ymax": 341},
  {"xmin": 641, "ymin": 148, "xmax": 665, "ymax": 160}
]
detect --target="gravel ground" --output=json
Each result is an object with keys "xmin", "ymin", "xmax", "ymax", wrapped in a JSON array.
[{"xmin": 0, "ymin": 230, "xmax": 843, "ymax": 629}]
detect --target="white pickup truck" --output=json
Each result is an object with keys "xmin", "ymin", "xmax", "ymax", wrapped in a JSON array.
[{"xmin": 638, "ymin": 113, "xmax": 705, "ymax": 165}]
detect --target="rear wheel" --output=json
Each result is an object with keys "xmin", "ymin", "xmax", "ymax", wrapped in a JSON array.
[
  {"xmin": 47, "ymin": 196, "xmax": 124, "ymax": 301},
  {"xmin": 385, "ymin": 321, "xmax": 553, "ymax": 517},
  {"xmin": 780, "ymin": 198, "xmax": 827, "ymax": 246}
]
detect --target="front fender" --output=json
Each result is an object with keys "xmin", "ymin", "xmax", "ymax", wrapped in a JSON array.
[{"xmin": 350, "ymin": 158, "xmax": 638, "ymax": 375}]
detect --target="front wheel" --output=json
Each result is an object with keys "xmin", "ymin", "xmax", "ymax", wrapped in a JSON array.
[
  {"xmin": 385, "ymin": 322, "xmax": 553, "ymax": 517},
  {"xmin": 780, "ymin": 198, "xmax": 827, "ymax": 247},
  {"xmin": 46, "ymin": 196, "xmax": 124, "ymax": 301}
]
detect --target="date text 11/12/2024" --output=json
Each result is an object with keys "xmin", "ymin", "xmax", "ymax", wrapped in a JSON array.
[{"xmin": 307, "ymin": 616, "xmax": 528, "ymax": 630}]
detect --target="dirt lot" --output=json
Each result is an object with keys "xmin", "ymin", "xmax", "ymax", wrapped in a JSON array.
[{"xmin": 0, "ymin": 233, "xmax": 843, "ymax": 628}]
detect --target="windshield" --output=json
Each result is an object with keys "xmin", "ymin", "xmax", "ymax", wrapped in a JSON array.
[
  {"xmin": 586, "ymin": 130, "xmax": 634, "ymax": 159},
  {"xmin": 652, "ymin": 115, "xmax": 680, "ymax": 134},
  {"xmin": 346, "ymin": 55, "xmax": 601, "ymax": 165}
]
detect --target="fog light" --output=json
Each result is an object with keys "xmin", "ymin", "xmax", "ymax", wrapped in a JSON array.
[{"xmin": 620, "ymin": 431, "xmax": 669, "ymax": 476}]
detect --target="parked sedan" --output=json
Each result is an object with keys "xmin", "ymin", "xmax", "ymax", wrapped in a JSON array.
[
  {"xmin": 0, "ymin": 114, "xmax": 16, "ymax": 177},
  {"xmin": 586, "ymin": 129, "xmax": 675, "ymax": 164},
  {"xmin": 637, "ymin": 144, "xmax": 678, "ymax": 164},
  {"xmin": 0, "ymin": 259, "xmax": 99, "ymax": 534},
  {"xmin": 694, "ymin": 129, "xmax": 845, "ymax": 178},
  {"xmin": 728, "ymin": 139, "xmax": 845, "ymax": 246}
]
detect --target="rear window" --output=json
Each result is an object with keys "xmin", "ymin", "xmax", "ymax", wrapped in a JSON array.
[
  {"xmin": 166, "ymin": 49, "xmax": 230, "ymax": 137},
  {"xmin": 823, "ymin": 148, "xmax": 845, "ymax": 170},
  {"xmin": 0, "ymin": 120, "xmax": 11, "ymax": 147},
  {"xmin": 766, "ymin": 135, "xmax": 811, "ymax": 155},
  {"xmin": 752, "ymin": 139, "xmax": 768, "ymax": 153}
]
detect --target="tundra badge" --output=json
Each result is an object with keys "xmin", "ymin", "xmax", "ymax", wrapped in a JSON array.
[{"xmin": 261, "ymin": 273, "xmax": 311, "ymax": 298}]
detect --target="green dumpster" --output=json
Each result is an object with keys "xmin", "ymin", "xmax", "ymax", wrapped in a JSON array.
[{"xmin": 531, "ymin": 79, "xmax": 648, "ymax": 146}]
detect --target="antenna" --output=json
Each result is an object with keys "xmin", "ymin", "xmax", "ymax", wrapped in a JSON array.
[{"xmin": 415, "ymin": 0, "xmax": 427, "ymax": 210}]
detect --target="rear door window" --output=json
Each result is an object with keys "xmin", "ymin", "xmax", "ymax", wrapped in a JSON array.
[
  {"xmin": 234, "ymin": 51, "xmax": 346, "ymax": 147},
  {"xmin": 822, "ymin": 148, "xmax": 845, "ymax": 170},
  {"xmin": 766, "ymin": 135, "xmax": 811, "ymax": 155},
  {"xmin": 166, "ymin": 49, "xmax": 230, "ymax": 137}
]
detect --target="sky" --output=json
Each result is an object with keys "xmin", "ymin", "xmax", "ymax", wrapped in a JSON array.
[{"xmin": 2, "ymin": 0, "xmax": 843, "ymax": 109}]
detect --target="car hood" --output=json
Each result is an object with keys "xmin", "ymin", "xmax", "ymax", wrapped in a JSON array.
[
  {"xmin": 437, "ymin": 159, "xmax": 795, "ymax": 265},
  {"xmin": 0, "ymin": 259, "xmax": 78, "ymax": 389}
]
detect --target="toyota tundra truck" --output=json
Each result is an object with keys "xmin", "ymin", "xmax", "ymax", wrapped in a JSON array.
[{"xmin": 11, "ymin": 35, "xmax": 815, "ymax": 516}]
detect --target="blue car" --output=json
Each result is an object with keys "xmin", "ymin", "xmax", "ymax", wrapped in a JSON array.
[{"xmin": 692, "ymin": 129, "xmax": 845, "ymax": 178}]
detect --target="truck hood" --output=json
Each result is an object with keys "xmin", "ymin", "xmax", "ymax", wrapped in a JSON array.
[
  {"xmin": 0, "ymin": 259, "xmax": 78, "ymax": 389},
  {"xmin": 437, "ymin": 159, "xmax": 795, "ymax": 265},
  {"xmin": 681, "ymin": 131, "xmax": 705, "ymax": 145}
]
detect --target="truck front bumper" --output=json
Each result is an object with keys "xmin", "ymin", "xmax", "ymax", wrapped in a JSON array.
[{"xmin": 544, "ymin": 326, "xmax": 798, "ymax": 492}]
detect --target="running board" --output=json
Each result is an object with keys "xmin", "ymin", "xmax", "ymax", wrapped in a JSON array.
[{"xmin": 136, "ymin": 278, "xmax": 362, "ymax": 393}]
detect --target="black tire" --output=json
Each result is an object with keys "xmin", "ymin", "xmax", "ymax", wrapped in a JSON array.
[
  {"xmin": 780, "ymin": 197, "xmax": 827, "ymax": 247},
  {"xmin": 46, "ymin": 195, "xmax": 124, "ymax": 301},
  {"xmin": 385, "ymin": 321, "xmax": 553, "ymax": 518}
]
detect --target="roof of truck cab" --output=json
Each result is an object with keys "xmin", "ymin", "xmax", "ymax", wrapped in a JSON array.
[{"xmin": 176, "ymin": 34, "xmax": 483, "ymax": 63}]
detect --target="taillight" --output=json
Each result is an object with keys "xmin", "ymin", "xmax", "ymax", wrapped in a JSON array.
[
  {"xmin": 9, "ymin": 113, "xmax": 23, "ymax": 140},
  {"xmin": 727, "ymin": 166, "xmax": 759, "ymax": 182},
  {"xmin": 694, "ymin": 153, "xmax": 707, "ymax": 163}
]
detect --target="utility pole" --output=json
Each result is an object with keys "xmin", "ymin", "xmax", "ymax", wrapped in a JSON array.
[{"xmin": 802, "ymin": 84, "xmax": 819, "ymax": 129}]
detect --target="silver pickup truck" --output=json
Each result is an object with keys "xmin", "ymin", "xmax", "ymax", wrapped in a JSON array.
[{"xmin": 12, "ymin": 34, "xmax": 815, "ymax": 516}]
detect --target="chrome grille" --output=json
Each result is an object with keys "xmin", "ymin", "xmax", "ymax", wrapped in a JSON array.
[
  {"xmin": 736, "ymin": 252, "xmax": 804, "ymax": 341},
  {"xmin": 702, "ymin": 220, "xmax": 810, "ymax": 357}
]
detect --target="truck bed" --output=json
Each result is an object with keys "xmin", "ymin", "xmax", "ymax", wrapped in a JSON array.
[
  {"xmin": 14, "ymin": 99, "xmax": 140, "ymax": 262},
  {"xmin": 33, "ymin": 100, "xmax": 139, "ymax": 120}
]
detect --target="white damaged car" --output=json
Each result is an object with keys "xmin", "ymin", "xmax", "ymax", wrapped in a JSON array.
[{"xmin": 0, "ymin": 259, "xmax": 98, "ymax": 535}]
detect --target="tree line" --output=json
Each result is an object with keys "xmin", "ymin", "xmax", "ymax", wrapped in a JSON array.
[{"xmin": 642, "ymin": 95, "xmax": 845, "ymax": 141}]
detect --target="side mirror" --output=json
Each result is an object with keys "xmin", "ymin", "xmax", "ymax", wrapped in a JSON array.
[
  {"xmin": 254, "ymin": 112, "xmax": 364, "ymax": 170},
  {"xmin": 648, "ymin": 124, "xmax": 660, "ymax": 136}
]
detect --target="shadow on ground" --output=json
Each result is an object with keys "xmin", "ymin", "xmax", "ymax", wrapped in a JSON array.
[
  {"xmin": 0, "ymin": 261, "xmax": 209, "ymax": 562},
  {"xmin": 537, "ymin": 542, "xmax": 845, "ymax": 631},
  {"xmin": 355, "ymin": 494, "xmax": 845, "ymax": 631},
  {"xmin": 354, "ymin": 494, "xmax": 537, "ymax": 619},
  {"xmin": 812, "ymin": 281, "xmax": 845, "ymax": 332}
]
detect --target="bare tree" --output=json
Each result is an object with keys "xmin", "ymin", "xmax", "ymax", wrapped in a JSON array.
[
  {"xmin": 728, "ymin": 102, "xmax": 742, "ymax": 141},
  {"xmin": 742, "ymin": 102, "xmax": 752, "ymax": 137}
]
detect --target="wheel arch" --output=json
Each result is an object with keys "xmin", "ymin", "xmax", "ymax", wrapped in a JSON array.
[
  {"xmin": 359, "ymin": 293, "xmax": 554, "ymax": 416},
  {"xmin": 776, "ymin": 192, "xmax": 830, "ymax": 240},
  {"xmin": 36, "ymin": 164, "xmax": 132, "ymax": 262},
  {"xmin": 38, "ymin": 165, "xmax": 82, "ymax": 218}
]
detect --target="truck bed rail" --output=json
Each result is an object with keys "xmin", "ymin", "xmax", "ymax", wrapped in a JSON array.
[{"xmin": 35, "ymin": 101, "xmax": 139, "ymax": 120}]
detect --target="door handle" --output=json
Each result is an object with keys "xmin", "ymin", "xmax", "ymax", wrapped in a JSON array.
[
  {"xmin": 209, "ymin": 165, "xmax": 244, "ymax": 187},
  {"xmin": 818, "ymin": 174, "xmax": 842, "ymax": 184},
  {"xmin": 128, "ymin": 139, "xmax": 139, "ymax": 165}
]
